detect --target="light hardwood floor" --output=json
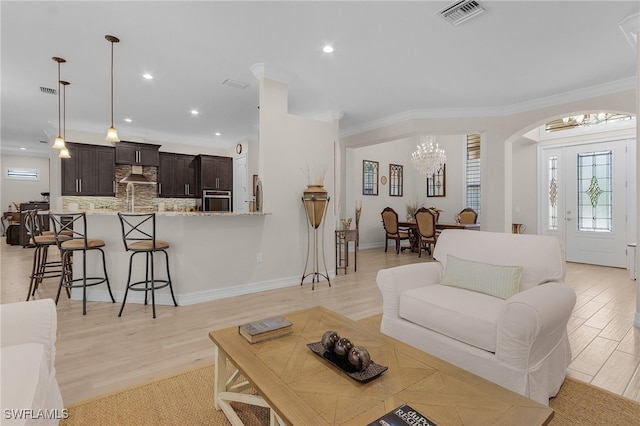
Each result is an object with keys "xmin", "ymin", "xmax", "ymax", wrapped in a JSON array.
[{"xmin": 1, "ymin": 241, "xmax": 639, "ymax": 405}]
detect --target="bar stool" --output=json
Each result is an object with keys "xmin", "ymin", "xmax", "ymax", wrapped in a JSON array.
[
  {"xmin": 117, "ymin": 213, "xmax": 177, "ymax": 318},
  {"xmin": 25, "ymin": 210, "xmax": 63, "ymax": 300},
  {"xmin": 49, "ymin": 212, "xmax": 115, "ymax": 315}
]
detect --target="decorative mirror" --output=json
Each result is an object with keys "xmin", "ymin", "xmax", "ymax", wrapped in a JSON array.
[
  {"xmin": 362, "ymin": 160, "xmax": 379, "ymax": 195},
  {"xmin": 389, "ymin": 164, "xmax": 403, "ymax": 197},
  {"xmin": 427, "ymin": 165, "xmax": 446, "ymax": 197}
]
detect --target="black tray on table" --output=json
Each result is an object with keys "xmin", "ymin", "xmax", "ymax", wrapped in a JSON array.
[{"xmin": 306, "ymin": 341, "xmax": 388, "ymax": 383}]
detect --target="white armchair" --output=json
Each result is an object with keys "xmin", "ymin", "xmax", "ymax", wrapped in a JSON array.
[
  {"xmin": 1, "ymin": 299, "xmax": 64, "ymax": 425},
  {"xmin": 377, "ymin": 230, "xmax": 576, "ymax": 405}
]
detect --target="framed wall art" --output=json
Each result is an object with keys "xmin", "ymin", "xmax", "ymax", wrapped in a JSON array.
[
  {"xmin": 389, "ymin": 164, "xmax": 403, "ymax": 197},
  {"xmin": 362, "ymin": 160, "xmax": 379, "ymax": 195},
  {"xmin": 427, "ymin": 165, "xmax": 446, "ymax": 197}
]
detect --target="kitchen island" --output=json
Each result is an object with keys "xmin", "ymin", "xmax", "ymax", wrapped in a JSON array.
[{"xmin": 58, "ymin": 210, "xmax": 280, "ymax": 309}]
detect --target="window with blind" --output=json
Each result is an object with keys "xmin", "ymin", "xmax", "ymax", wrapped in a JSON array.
[
  {"xmin": 5, "ymin": 168, "xmax": 40, "ymax": 180},
  {"xmin": 466, "ymin": 134, "xmax": 480, "ymax": 216}
]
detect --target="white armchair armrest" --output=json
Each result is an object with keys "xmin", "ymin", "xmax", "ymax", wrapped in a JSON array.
[
  {"xmin": 377, "ymin": 262, "xmax": 443, "ymax": 319},
  {"xmin": 0, "ymin": 299, "xmax": 58, "ymax": 373},
  {"xmin": 496, "ymin": 282, "xmax": 576, "ymax": 369}
]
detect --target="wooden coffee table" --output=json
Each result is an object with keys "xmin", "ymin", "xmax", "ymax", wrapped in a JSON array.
[{"xmin": 209, "ymin": 306, "xmax": 553, "ymax": 425}]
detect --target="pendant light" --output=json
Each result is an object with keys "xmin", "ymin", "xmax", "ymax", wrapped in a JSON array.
[
  {"xmin": 58, "ymin": 81, "xmax": 71, "ymax": 159},
  {"xmin": 51, "ymin": 57, "xmax": 67, "ymax": 149},
  {"xmin": 105, "ymin": 35, "xmax": 120, "ymax": 142}
]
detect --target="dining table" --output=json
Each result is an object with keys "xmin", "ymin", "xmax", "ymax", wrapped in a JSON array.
[{"xmin": 398, "ymin": 221, "xmax": 480, "ymax": 253}]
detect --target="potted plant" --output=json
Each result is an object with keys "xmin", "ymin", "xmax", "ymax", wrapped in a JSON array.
[{"xmin": 406, "ymin": 200, "xmax": 422, "ymax": 221}]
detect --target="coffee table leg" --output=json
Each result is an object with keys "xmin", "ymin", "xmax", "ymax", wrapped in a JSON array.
[
  {"xmin": 214, "ymin": 345, "xmax": 225, "ymax": 411},
  {"xmin": 214, "ymin": 344, "xmax": 275, "ymax": 425}
]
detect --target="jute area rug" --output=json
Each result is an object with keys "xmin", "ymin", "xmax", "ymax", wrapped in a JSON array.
[{"xmin": 61, "ymin": 316, "xmax": 640, "ymax": 426}]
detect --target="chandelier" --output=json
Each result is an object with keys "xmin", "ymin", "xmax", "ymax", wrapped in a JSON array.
[{"xmin": 411, "ymin": 135, "xmax": 446, "ymax": 176}]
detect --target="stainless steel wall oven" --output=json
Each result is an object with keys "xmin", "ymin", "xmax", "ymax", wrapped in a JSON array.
[{"xmin": 202, "ymin": 190, "xmax": 232, "ymax": 212}]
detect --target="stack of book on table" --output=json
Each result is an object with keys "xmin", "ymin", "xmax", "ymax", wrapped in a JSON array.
[{"xmin": 238, "ymin": 316, "xmax": 293, "ymax": 344}]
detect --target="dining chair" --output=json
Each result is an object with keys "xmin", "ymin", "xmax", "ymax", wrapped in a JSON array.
[
  {"xmin": 456, "ymin": 208, "xmax": 478, "ymax": 224},
  {"xmin": 414, "ymin": 207, "xmax": 438, "ymax": 257},
  {"xmin": 426, "ymin": 207, "xmax": 440, "ymax": 223},
  {"xmin": 381, "ymin": 207, "xmax": 410, "ymax": 254}
]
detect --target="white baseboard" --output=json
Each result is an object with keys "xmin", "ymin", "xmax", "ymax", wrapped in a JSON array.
[{"xmin": 71, "ymin": 272, "xmax": 337, "ymax": 306}]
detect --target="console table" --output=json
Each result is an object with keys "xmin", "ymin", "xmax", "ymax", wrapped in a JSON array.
[{"xmin": 335, "ymin": 229, "xmax": 357, "ymax": 274}]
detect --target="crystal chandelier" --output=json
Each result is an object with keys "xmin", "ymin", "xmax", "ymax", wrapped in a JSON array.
[{"xmin": 411, "ymin": 135, "xmax": 446, "ymax": 176}]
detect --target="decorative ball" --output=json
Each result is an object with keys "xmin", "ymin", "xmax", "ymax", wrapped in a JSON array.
[
  {"xmin": 333, "ymin": 337, "xmax": 353, "ymax": 358},
  {"xmin": 321, "ymin": 331, "xmax": 340, "ymax": 352},
  {"xmin": 348, "ymin": 346, "xmax": 372, "ymax": 371}
]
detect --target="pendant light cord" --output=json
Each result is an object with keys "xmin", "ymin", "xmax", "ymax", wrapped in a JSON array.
[
  {"xmin": 110, "ymin": 40, "xmax": 114, "ymax": 128},
  {"xmin": 61, "ymin": 81, "xmax": 69, "ymax": 140},
  {"xmin": 57, "ymin": 61, "xmax": 62, "ymax": 138},
  {"xmin": 52, "ymin": 57, "xmax": 66, "ymax": 142}
]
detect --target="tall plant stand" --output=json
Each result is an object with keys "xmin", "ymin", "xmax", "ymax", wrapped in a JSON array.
[{"xmin": 301, "ymin": 188, "xmax": 330, "ymax": 290}]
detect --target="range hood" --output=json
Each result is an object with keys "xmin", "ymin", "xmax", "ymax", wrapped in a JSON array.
[{"xmin": 119, "ymin": 165, "xmax": 156, "ymax": 185}]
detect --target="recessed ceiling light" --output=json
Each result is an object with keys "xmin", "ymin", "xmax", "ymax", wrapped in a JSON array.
[
  {"xmin": 142, "ymin": 73, "xmax": 153, "ymax": 80},
  {"xmin": 124, "ymin": 118, "xmax": 132, "ymax": 123},
  {"xmin": 215, "ymin": 132, "xmax": 221, "ymax": 136},
  {"xmin": 191, "ymin": 110, "xmax": 199, "ymax": 115},
  {"xmin": 20, "ymin": 147, "xmax": 26, "ymax": 151},
  {"xmin": 323, "ymin": 45, "xmax": 334, "ymax": 53}
]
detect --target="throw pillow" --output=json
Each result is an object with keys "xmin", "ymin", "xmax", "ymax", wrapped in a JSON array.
[{"xmin": 442, "ymin": 255, "xmax": 522, "ymax": 299}]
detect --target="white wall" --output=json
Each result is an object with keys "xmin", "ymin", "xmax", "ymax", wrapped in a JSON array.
[
  {"xmin": 511, "ymin": 138, "xmax": 538, "ymax": 234},
  {"xmin": 257, "ymin": 78, "xmax": 337, "ymax": 282},
  {"xmin": 0, "ymin": 155, "xmax": 50, "ymax": 211}
]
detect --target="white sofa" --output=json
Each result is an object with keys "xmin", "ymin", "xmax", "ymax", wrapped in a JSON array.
[
  {"xmin": 377, "ymin": 230, "xmax": 576, "ymax": 405},
  {"xmin": 1, "ymin": 299, "xmax": 64, "ymax": 425}
]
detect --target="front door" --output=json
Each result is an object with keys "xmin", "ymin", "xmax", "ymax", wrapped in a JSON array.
[{"xmin": 540, "ymin": 140, "xmax": 628, "ymax": 267}]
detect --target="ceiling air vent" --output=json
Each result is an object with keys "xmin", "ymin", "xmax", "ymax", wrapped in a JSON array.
[
  {"xmin": 438, "ymin": 0, "xmax": 485, "ymax": 26},
  {"xmin": 40, "ymin": 86, "xmax": 57, "ymax": 95},
  {"xmin": 221, "ymin": 78, "xmax": 250, "ymax": 90}
]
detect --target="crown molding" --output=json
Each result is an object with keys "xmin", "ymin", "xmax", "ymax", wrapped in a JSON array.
[
  {"xmin": 619, "ymin": 12, "xmax": 639, "ymax": 51},
  {"xmin": 340, "ymin": 77, "xmax": 636, "ymax": 138}
]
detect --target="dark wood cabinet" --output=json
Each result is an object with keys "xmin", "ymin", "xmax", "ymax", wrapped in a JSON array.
[
  {"xmin": 176, "ymin": 154, "xmax": 196, "ymax": 197},
  {"xmin": 195, "ymin": 155, "xmax": 233, "ymax": 195},
  {"xmin": 95, "ymin": 147, "xmax": 117, "ymax": 195},
  {"xmin": 61, "ymin": 143, "xmax": 115, "ymax": 196},
  {"xmin": 115, "ymin": 141, "xmax": 160, "ymax": 166},
  {"xmin": 157, "ymin": 153, "xmax": 196, "ymax": 198},
  {"xmin": 158, "ymin": 153, "xmax": 176, "ymax": 197}
]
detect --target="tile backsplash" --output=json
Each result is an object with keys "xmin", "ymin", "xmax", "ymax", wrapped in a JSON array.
[{"xmin": 62, "ymin": 165, "xmax": 197, "ymax": 212}]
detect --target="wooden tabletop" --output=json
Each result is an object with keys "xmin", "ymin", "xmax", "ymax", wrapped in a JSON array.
[
  {"xmin": 399, "ymin": 221, "xmax": 480, "ymax": 230},
  {"xmin": 209, "ymin": 306, "xmax": 552, "ymax": 425}
]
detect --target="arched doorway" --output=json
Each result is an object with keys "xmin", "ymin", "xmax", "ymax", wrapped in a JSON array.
[{"xmin": 510, "ymin": 112, "xmax": 636, "ymax": 268}]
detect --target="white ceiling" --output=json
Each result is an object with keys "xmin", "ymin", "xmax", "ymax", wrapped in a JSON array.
[{"xmin": 1, "ymin": 1, "xmax": 638, "ymax": 157}]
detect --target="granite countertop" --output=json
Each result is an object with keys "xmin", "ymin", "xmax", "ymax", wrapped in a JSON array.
[{"xmin": 52, "ymin": 209, "xmax": 270, "ymax": 217}]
